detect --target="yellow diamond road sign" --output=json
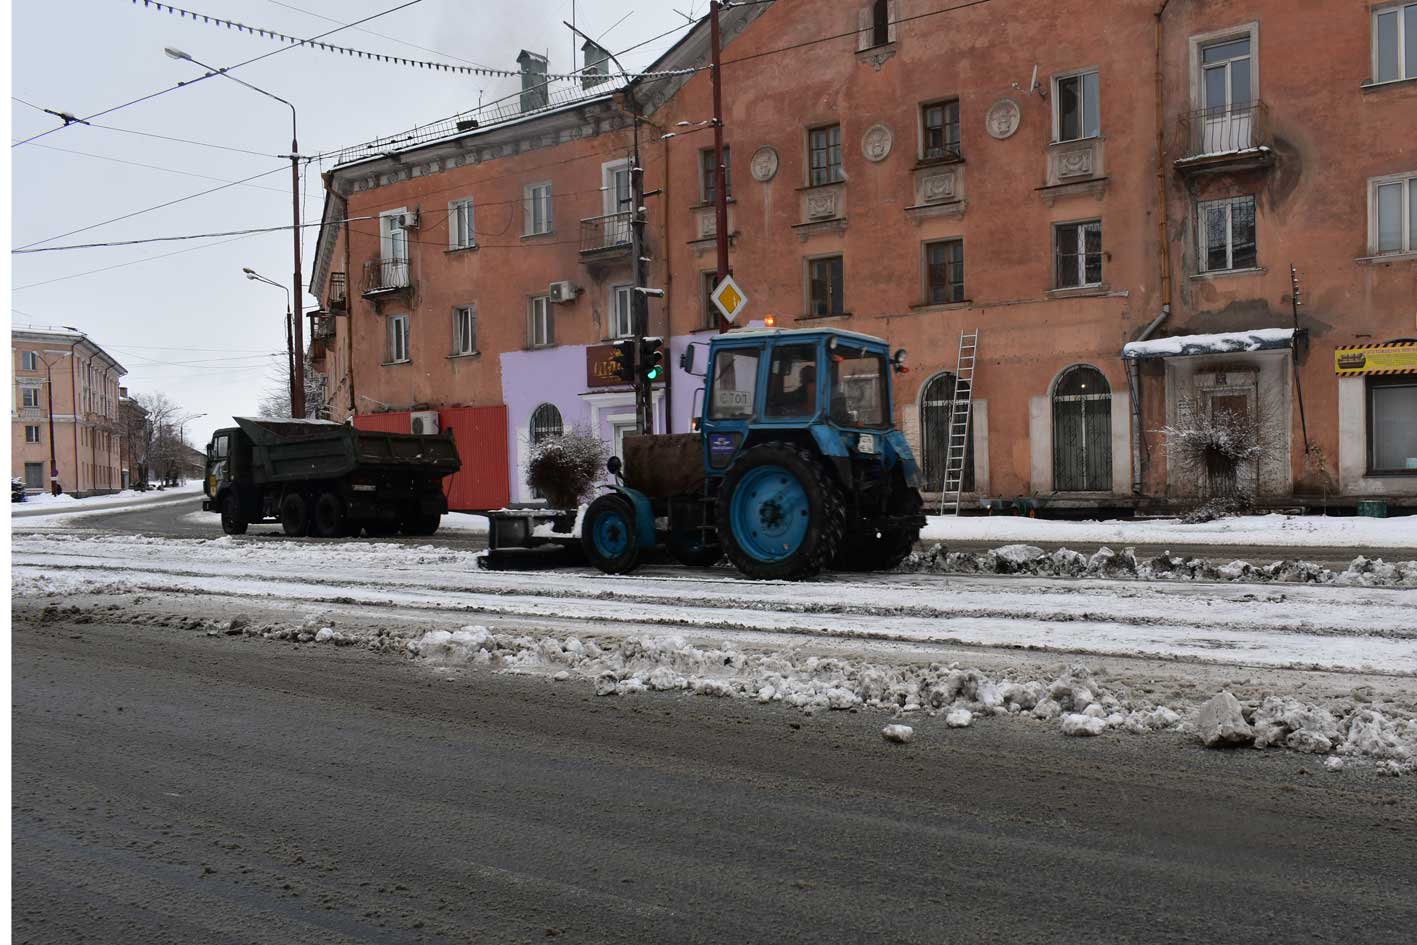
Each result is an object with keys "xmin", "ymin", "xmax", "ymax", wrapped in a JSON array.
[{"xmin": 710, "ymin": 274, "xmax": 748, "ymax": 323}]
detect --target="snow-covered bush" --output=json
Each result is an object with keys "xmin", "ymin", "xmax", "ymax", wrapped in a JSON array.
[
  {"xmin": 526, "ymin": 430, "xmax": 609, "ymax": 507},
  {"xmin": 1158, "ymin": 405, "xmax": 1268, "ymax": 516}
]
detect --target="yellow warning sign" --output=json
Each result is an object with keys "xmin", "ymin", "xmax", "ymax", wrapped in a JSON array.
[
  {"xmin": 1334, "ymin": 342, "xmax": 1417, "ymax": 376},
  {"xmin": 710, "ymin": 274, "xmax": 748, "ymax": 323}
]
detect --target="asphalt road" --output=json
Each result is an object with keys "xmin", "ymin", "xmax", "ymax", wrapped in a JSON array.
[
  {"xmin": 13, "ymin": 607, "xmax": 1416, "ymax": 945},
  {"xmin": 17, "ymin": 494, "xmax": 1409, "ymax": 569}
]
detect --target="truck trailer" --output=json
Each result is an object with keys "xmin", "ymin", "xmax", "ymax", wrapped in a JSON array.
[{"xmin": 202, "ymin": 417, "xmax": 461, "ymax": 538}]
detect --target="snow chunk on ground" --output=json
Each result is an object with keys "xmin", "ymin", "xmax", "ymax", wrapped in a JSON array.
[
  {"xmin": 314, "ymin": 627, "xmax": 335, "ymax": 643},
  {"xmin": 945, "ymin": 708, "xmax": 973, "ymax": 728},
  {"xmin": 882, "ymin": 724, "xmax": 914, "ymax": 744},
  {"xmin": 1060, "ymin": 713, "xmax": 1106, "ymax": 737}
]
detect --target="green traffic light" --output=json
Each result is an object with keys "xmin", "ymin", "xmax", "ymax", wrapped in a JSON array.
[{"xmin": 646, "ymin": 365, "xmax": 663, "ymax": 381}]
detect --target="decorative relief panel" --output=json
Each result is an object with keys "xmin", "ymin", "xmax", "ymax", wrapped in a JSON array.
[
  {"xmin": 805, "ymin": 189, "xmax": 838, "ymax": 220},
  {"xmin": 861, "ymin": 124, "xmax": 893, "ymax": 162},
  {"xmin": 985, "ymin": 99, "xmax": 1022, "ymax": 140},
  {"xmin": 750, "ymin": 146, "xmax": 779, "ymax": 182},
  {"xmin": 1045, "ymin": 138, "xmax": 1105, "ymax": 188}
]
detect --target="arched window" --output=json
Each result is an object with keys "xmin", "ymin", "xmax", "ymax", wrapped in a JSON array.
[
  {"xmin": 1052, "ymin": 365, "xmax": 1112, "ymax": 492},
  {"xmin": 920, "ymin": 372, "xmax": 975, "ymax": 493},
  {"xmin": 529, "ymin": 403, "xmax": 563, "ymax": 445}
]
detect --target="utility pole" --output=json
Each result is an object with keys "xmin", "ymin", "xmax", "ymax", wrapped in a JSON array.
[
  {"xmin": 289, "ymin": 136, "xmax": 306, "ymax": 418},
  {"xmin": 42, "ymin": 356, "xmax": 62, "ymax": 496},
  {"xmin": 710, "ymin": 0, "xmax": 731, "ymax": 333}
]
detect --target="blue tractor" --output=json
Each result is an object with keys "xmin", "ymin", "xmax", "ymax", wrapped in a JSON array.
[{"xmin": 582, "ymin": 327, "xmax": 926, "ymax": 580}]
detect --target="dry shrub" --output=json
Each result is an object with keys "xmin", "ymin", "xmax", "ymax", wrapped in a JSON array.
[
  {"xmin": 526, "ymin": 430, "xmax": 609, "ymax": 507},
  {"xmin": 1159, "ymin": 407, "xmax": 1267, "ymax": 518}
]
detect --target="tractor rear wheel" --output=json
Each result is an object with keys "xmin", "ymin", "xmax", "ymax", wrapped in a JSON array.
[
  {"xmin": 833, "ymin": 487, "xmax": 923, "ymax": 572},
  {"xmin": 716, "ymin": 443, "xmax": 844, "ymax": 580},
  {"xmin": 279, "ymin": 492, "xmax": 310, "ymax": 537},
  {"xmin": 582, "ymin": 493, "xmax": 642, "ymax": 574}
]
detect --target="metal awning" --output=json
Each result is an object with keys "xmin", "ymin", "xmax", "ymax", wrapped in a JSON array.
[{"xmin": 1122, "ymin": 328, "xmax": 1296, "ymax": 360}]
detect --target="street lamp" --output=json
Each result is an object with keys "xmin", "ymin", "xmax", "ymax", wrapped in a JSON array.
[
  {"xmin": 244, "ymin": 267, "xmax": 297, "ymax": 414},
  {"xmin": 167, "ymin": 46, "xmax": 306, "ymax": 416}
]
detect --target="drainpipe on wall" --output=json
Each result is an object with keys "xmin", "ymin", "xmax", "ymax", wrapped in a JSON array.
[
  {"xmin": 660, "ymin": 116, "xmax": 673, "ymax": 433},
  {"xmin": 1132, "ymin": 0, "xmax": 1175, "ymax": 497}
]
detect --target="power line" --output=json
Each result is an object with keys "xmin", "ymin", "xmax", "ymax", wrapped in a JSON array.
[
  {"xmin": 719, "ymin": 0, "xmax": 995, "ymax": 67},
  {"xmin": 26, "ymin": 142, "xmax": 290, "ymax": 194},
  {"xmin": 265, "ymin": 0, "xmax": 495, "ymax": 69},
  {"xmin": 11, "ymin": 232, "xmax": 259, "ymax": 291},
  {"xmin": 109, "ymin": 342, "xmax": 277, "ymax": 353},
  {"xmin": 86, "ymin": 119, "xmax": 285, "ymax": 158},
  {"xmin": 11, "ymin": 0, "xmax": 430, "ymax": 149}
]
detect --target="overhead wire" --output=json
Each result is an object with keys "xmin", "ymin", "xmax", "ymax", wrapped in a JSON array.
[
  {"xmin": 264, "ymin": 0, "xmax": 495, "ymax": 69},
  {"xmin": 11, "ymin": 0, "xmax": 430, "ymax": 149},
  {"xmin": 25, "ymin": 143, "xmax": 291, "ymax": 194},
  {"xmin": 11, "ymin": 232, "xmax": 260, "ymax": 290}
]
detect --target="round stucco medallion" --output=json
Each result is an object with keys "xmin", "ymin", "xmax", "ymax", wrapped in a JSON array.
[
  {"xmin": 861, "ymin": 123, "xmax": 894, "ymax": 162},
  {"xmin": 985, "ymin": 98, "xmax": 1022, "ymax": 140},
  {"xmin": 750, "ymin": 145, "xmax": 779, "ymax": 182}
]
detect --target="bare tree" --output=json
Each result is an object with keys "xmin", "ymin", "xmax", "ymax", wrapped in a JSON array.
[
  {"xmin": 255, "ymin": 356, "xmax": 324, "ymax": 419},
  {"xmin": 1158, "ymin": 404, "xmax": 1273, "ymax": 521},
  {"xmin": 135, "ymin": 392, "xmax": 184, "ymax": 487}
]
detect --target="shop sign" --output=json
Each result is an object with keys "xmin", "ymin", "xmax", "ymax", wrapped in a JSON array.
[
  {"xmin": 586, "ymin": 343, "xmax": 627, "ymax": 389},
  {"xmin": 1334, "ymin": 342, "xmax": 1417, "ymax": 376}
]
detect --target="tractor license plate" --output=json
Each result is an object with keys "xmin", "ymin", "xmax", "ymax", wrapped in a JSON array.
[{"xmin": 857, "ymin": 434, "xmax": 877, "ymax": 454}]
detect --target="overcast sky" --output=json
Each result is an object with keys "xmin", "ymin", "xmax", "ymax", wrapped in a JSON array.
[{"xmin": 10, "ymin": 0, "xmax": 697, "ymax": 447}]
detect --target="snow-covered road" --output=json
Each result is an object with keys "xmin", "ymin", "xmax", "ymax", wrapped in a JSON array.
[{"xmin": 12, "ymin": 532, "xmax": 1417, "ymax": 675}]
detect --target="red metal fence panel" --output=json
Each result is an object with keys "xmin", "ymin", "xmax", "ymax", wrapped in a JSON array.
[{"xmin": 353, "ymin": 407, "xmax": 509, "ymax": 512}]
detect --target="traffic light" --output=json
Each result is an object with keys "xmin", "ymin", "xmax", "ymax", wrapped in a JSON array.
[
  {"xmin": 611, "ymin": 339, "xmax": 636, "ymax": 385},
  {"xmin": 638, "ymin": 336, "xmax": 664, "ymax": 383}
]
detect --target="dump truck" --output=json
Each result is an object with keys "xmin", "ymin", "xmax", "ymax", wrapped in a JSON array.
[
  {"xmin": 202, "ymin": 417, "xmax": 461, "ymax": 538},
  {"xmin": 582, "ymin": 327, "xmax": 926, "ymax": 580}
]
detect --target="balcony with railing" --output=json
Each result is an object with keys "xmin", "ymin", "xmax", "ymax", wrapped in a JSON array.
[
  {"xmin": 579, "ymin": 211, "xmax": 632, "ymax": 258},
  {"xmin": 361, "ymin": 257, "xmax": 412, "ymax": 298},
  {"xmin": 326, "ymin": 271, "xmax": 348, "ymax": 312},
  {"xmin": 1176, "ymin": 101, "xmax": 1274, "ymax": 175}
]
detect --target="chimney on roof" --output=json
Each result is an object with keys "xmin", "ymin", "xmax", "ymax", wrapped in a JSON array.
[
  {"xmin": 581, "ymin": 39, "xmax": 610, "ymax": 89},
  {"xmin": 119, "ymin": 386, "xmax": 128, "ymax": 399},
  {"xmin": 517, "ymin": 50, "xmax": 549, "ymax": 112}
]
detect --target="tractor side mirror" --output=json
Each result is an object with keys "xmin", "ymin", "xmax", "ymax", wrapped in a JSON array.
[
  {"xmin": 679, "ymin": 343, "xmax": 707, "ymax": 377},
  {"xmin": 606, "ymin": 456, "xmax": 623, "ymax": 477},
  {"xmin": 892, "ymin": 348, "xmax": 910, "ymax": 374}
]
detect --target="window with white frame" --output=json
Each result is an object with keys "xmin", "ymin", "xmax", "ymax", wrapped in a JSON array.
[
  {"xmin": 1197, "ymin": 195, "xmax": 1257, "ymax": 272},
  {"xmin": 448, "ymin": 198, "xmax": 475, "ymax": 249},
  {"xmin": 1054, "ymin": 221, "xmax": 1103, "ymax": 288},
  {"xmin": 1054, "ymin": 71, "xmax": 1100, "ymax": 142},
  {"xmin": 21, "ymin": 351, "xmax": 38, "ymax": 371},
  {"xmin": 25, "ymin": 425, "xmax": 41, "ymax": 443},
  {"xmin": 524, "ymin": 182, "xmax": 553, "ymax": 236},
  {"xmin": 1370, "ymin": 173, "xmax": 1417, "ymax": 255},
  {"xmin": 21, "ymin": 387, "xmax": 40, "ymax": 408},
  {"xmin": 386, "ymin": 314, "xmax": 409, "ymax": 363},
  {"xmin": 452, "ymin": 305, "xmax": 477, "ymax": 355},
  {"xmin": 610, "ymin": 284, "xmax": 635, "ymax": 339},
  {"xmin": 528, "ymin": 296, "xmax": 553, "ymax": 347},
  {"xmin": 1368, "ymin": 376, "xmax": 1417, "ymax": 475},
  {"xmin": 1374, "ymin": 3, "xmax": 1417, "ymax": 83}
]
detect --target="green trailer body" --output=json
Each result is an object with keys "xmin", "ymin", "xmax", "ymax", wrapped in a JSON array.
[{"xmin": 203, "ymin": 418, "xmax": 461, "ymax": 538}]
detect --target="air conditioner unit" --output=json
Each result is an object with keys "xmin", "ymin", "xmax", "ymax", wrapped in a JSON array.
[
  {"xmin": 409, "ymin": 411, "xmax": 440, "ymax": 435},
  {"xmin": 398, "ymin": 210, "xmax": 421, "ymax": 229},
  {"xmin": 548, "ymin": 281, "xmax": 579, "ymax": 304}
]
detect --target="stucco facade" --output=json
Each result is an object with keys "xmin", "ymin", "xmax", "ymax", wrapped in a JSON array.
[
  {"xmin": 11, "ymin": 327, "xmax": 126, "ymax": 497},
  {"xmin": 310, "ymin": 0, "xmax": 1417, "ymax": 512}
]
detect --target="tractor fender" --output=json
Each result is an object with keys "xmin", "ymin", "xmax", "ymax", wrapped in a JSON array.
[
  {"xmin": 886, "ymin": 431, "xmax": 923, "ymax": 488},
  {"xmin": 808, "ymin": 425, "xmax": 851, "ymax": 459},
  {"xmin": 597, "ymin": 484, "xmax": 657, "ymax": 549}
]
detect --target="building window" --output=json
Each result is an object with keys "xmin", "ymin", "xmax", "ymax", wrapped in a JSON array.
[
  {"xmin": 25, "ymin": 425, "xmax": 41, "ymax": 443},
  {"xmin": 1370, "ymin": 173, "xmax": 1417, "ymax": 255},
  {"xmin": 448, "ymin": 198, "xmax": 475, "ymax": 249},
  {"xmin": 920, "ymin": 372, "xmax": 975, "ymax": 493},
  {"xmin": 530, "ymin": 403, "xmax": 564, "ymax": 445},
  {"xmin": 1054, "ymin": 70, "xmax": 1100, "ymax": 142},
  {"xmin": 925, "ymin": 239, "xmax": 965, "ymax": 304},
  {"xmin": 452, "ymin": 305, "xmax": 477, "ymax": 355},
  {"xmin": 807, "ymin": 256, "xmax": 845, "ymax": 317},
  {"xmin": 386, "ymin": 314, "xmax": 409, "ymax": 363},
  {"xmin": 701, "ymin": 147, "xmax": 731, "ymax": 204},
  {"xmin": 921, "ymin": 100, "xmax": 961, "ymax": 161},
  {"xmin": 21, "ymin": 387, "xmax": 40, "ymax": 408},
  {"xmin": 1197, "ymin": 195, "xmax": 1257, "ymax": 272},
  {"xmin": 1374, "ymin": 4, "xmax": 1417, "ymax": 83},
  {"xmin": 808, "ymin": 124, "xmax": 843, "ymax": 186},
  {"xmin": 21, "ymin": 351, "xmax": 39, "ymax": 371},
  {"xmin": 528, "ymin": 296, "xmax": 553, "ymax": 348},
  {"xmin": 867, "ymin": 0, "xmax": 891, "ymax": 47},
  {"xmin": 24, "ymin": 462, "xmax": 45, "ymax": 489},
  {"xmin": 1055, "ymin": 220, "xmax": 1103, "ymax": 288},
  {"xmin": 1052, "ymin": 365, "xmax": 1113, "ymax": 492},
  {"xmin": 524, "ymin": 182, "xmax": 553, "ymax": 236},
  {"xmin": 1369, "ymin": 376, "xmax": 1417, "ymax": 474},
  {"xmin": 701, "ymin": 270, "xmax": 721, "ymax": 328},
  {"xmin": 610, "ymin": 284, "xmax": 635, "ymax": 339}
]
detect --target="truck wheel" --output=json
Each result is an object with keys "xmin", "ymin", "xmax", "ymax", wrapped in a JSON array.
[
  {"xmin": 667, "ymin": 527, "xmax": 722, "ymax": 568},
  {"xmin": 582, "ymin": 493, "xmax": 641, "ymax": 574},
  {"xmin": 400, "ymin": 513, "xmax": 441, "ymax": 537},
  {"xmin": 313, "ymin": 492, "xmax": 347, "ymax": 539},
  {"xmin": 834, "ymin": 488, "xmax": 924, "ymax": 572},
  {"xmin": 279, "ymin": 493, "xmax": 310, "ymax": 537},
  {"xmin": 220, "ymin": 494, "xmax": 248, "ymax": 536},
  {"xmin": 716, "ymin": 443, "xmax": 844, "ymax": 580}
]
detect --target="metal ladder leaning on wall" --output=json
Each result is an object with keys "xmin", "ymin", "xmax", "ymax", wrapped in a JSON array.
[{"xmin": 939, "ymin": 329, "xmax": 979, "ymax": 516}]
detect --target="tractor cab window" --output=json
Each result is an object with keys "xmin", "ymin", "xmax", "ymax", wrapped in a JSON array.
[
  {"xmin": 829, "ymin": 345, "xmax": 888, "ymax": 428},
  {"xmin": 709, "ymin": 348, "xmax": 760, "ymax": 419},
  {"xmin": 764, "ymin": 344, "xmax": 819, "ymax": 418}
]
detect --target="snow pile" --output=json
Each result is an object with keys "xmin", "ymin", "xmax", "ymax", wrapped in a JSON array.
[
  {"xmin": 902, "ymin": 543, "xmax": 1417, "ymax": 587},
  {"xmin": 1122, "ymin": 328, "xmax": 1295, "ymax": 359},
  {"xmin": 881, "ymin": 724, "xmax": 914, "ymax": 744}
]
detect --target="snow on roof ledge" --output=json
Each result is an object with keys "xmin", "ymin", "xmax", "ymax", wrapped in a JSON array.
[{"xmin": 1122, "ymin": 328, "xmax": 1295, "ymax": 360}]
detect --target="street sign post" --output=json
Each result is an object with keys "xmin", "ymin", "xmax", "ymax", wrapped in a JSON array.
[{"xmin": 710, "ymin": 274, "xmax": 748, "ymax": 324}]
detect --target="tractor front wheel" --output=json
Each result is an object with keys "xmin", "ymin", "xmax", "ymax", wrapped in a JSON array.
[
  {"xmin": 716, "ymin": 443, "xmax": 844, "ymax": 580},
  {"xmin": 582, "ymin": 493, "xmax": 642, "ymax": 575}
]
